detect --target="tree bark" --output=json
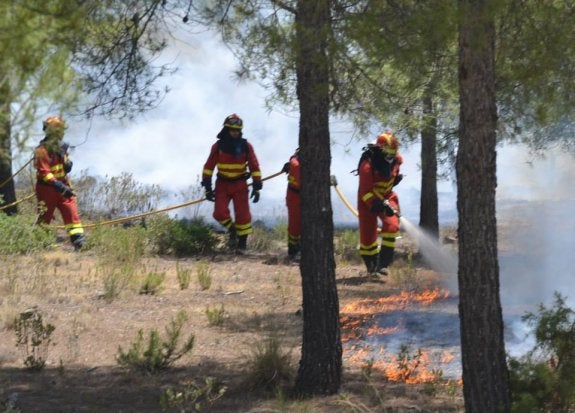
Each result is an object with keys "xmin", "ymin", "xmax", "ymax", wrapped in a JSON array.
[
  {"xmin": 0, "ymin": 85, "xmax": 16, "ymax": 215},
  {"xmin": 294, "ymin": 0, "xmax": 341, "ymax": 396},
  {"xmin": 419, "ymin": 90, "xmax": 439, "ymax": 238},
  {"xmin": 457, "ymin": 0, "xmax": 511, "ymax": 411}
]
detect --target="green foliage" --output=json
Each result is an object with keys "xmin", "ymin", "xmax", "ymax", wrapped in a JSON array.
[
  {"xmin": 245, "ymin": 336, "xmax": 293, "ymax": 392},
  {"xmin": 334, "ymin": 229, "xmax": 361, "ymax": 264},
  {"xmin": 176, "ymin": 262, "xmax": 192, "ymax": 290},
  {"xmin": 0, "ymin": 214, "xmax": 55, "ymax": 254},
  {"xmin": 148, "ymin": 216, "xmax": 217, "ymax": 257},
  {"xmin": 509, "ymin": 293, "xmax": 575, "ymax": 413},
  {"xmin": 116, "ymin": 310, "xmax": 194, "ymax": 374},
  {"xmin": 196, "ymin": 260, "xmax": 212, "ymax": 291},
  {"xmin": 249, "ymin": 224, "xmax": 285, "ymax": 252},
  {"xmin": 160, "ymin": 377, "xmax": 227, "ymax": 413},
  {"xmin": 101, "ymin": 263, "xmax": 137, "ymax": 303},
  {"xmin": 205, "ymin": 305, "xmax": 225, "ymax": 327},
  {"xmin": 139, "ymin": 271, "xmax": 165, "ymax": 295},
  {"xmin": 88, "ymin": 225, "xmax": 147, "ymax": 264},
  {"xmin": 14, "ymin": 308, "xmax": 55, "ymax": 371}
]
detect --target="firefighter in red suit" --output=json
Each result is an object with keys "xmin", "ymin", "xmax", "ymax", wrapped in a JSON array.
[
  {"xmin": 357, "ymin": 131, "xmax": 403, "ymax": 276},
  {"xmin": 202, "ymin": 114, "xmax": 262, "ymax": 253},
  {"xmin": 34, "ymin": 116, "xmax": 85, "ymax": 250},
  {"xmin": 281, "ymin": 148, "xmax": 300, "ymax": 259}
]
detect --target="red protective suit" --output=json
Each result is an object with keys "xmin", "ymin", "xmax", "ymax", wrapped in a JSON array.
[
  {"xmin": 202, "ymin": 136, "xmax": 262, "ymax": 237},
  {"xmin": 357, "ymin": 148, "xmax": 403, "ymax": 273},
  {"xmin": 34, "ymin": 139, "xmax": 84, "ymax": 247},
  {"xmin": 285, "ymin": 151, "xmax": 300, "ymax": 257}
]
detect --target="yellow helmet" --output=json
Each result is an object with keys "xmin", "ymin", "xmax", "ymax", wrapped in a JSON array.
[
  {"xmin": 42, "ymin": 116, "xmax": 66, "ymax": 137},
  {"xmin": 223, "ymin": 113, "xmax": 243, "ymax": 129},
  {"xmin": 375, "ymin": 131, "xmax": 399, "ymax": 155}
]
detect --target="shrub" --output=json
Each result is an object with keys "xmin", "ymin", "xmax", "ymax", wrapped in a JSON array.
[
  {"xmin": 139, "ymin": 271, "xmax": 165, "ymax": 295},
  {"xmin": 148, "ymin": 216, "xmax": 217, "ymax": 257},
  {"xmin": 509, "ymin": 293, "xmax": 575, "ymax": 413},
  {"xmin": 334, "ymin": 229, "xmax": 361, "ymax": 264},
  {"xmin": 160, "ymin": 377, "xmax": 226, "ymax": 412},
  {"xmin": 176, "ymin": 262, "xmax": 192, "ymax": 290},
  {"xmin": 116, "ymin": 310, "xmax": 194, "ymax": 374},
  {"xmin": 196, "ymin": 260, "xmax": 211, "ymax": 291},
  {"xmin": 0, "ymin": 214, "xmax": 54, "ymax": 254},
  {"xmin": 14, "ymin": 308, "xmax": 55, "ymax": 371},
  {"xmin": 245, "ymin": 336, "xmax": 293, "ymax": 391},
  {"xmin": 205, "ymin": 305, "xmax": 225, "ymax": 327}
]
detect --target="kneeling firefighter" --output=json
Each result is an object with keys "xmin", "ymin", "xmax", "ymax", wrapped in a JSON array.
[{"xmin": 357, "ymin": 131, "xmax": 403, "ymax": 276}]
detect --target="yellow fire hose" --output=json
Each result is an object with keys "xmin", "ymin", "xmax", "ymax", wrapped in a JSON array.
[
  {"xmin": 330, "ymin": 175, "xmax": 358, "ymax": 217},
  {"xmin": 55, "ymin": 170, "xmax": 286, "ymax": 230}
]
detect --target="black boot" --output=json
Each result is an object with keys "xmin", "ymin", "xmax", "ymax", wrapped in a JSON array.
[
  {"xmin": 228, "ymin": 227, "xmax": 237, "ymax": 249},
  {"xmin": 70, "ymin": 234, "xmax": 85, "ymax": 251},
  {"xmin": 237, "ymin": 235, "xmax": 247, "ymax": 254},
  {"xmin": 288, "ymin": 243, "xmax": 300, "ymax": 260},
  {"xmin": 362, "ymin": 255, "xmax": 378, "ymax": 274},
  {"xmin": 377, "ymin": 246, "xmax": 394, "ymax": 275}
]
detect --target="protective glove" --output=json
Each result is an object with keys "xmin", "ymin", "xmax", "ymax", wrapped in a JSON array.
[
  {"xmin": 201, "ymin": 180, "xmax": 215, "ymax": 202},
  {"xmin": 252, "ymin": 181, "xmax": 263, "ymax": 191},
  {"xmin": 64, "ymin": 160, "xmax": 73, "ymax": 173},
  {"xmin": 281, "ymin": 162, "xmax": 290, "ymax": 174},
  {"xmin": 383, "ymin": 200, "xmax": 396, "ymax": 217},
  {"xmin": 370, "ymin": 199, "xmax": 385, "ymax": 214},
  {"xmin": 53, "ymin": 180, "xmax": 75, "ymax": 198},
  {"xmin": 393, "ymin": 174, "xmax": 403, "ymax": 187},
  {"xmin": 250, "ymin": 189, "xmax": 260, "ymax": 203}
]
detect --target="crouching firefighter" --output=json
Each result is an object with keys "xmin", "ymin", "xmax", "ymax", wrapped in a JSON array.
[
  {"xmin": 34, "ymin": 116, "xmax": 85, "ymax": 250},
  {"xmin": 201, "ymin": 113, "xmax": 263, "ymax": 253},
  {"xmin": 357, "ymin": 131, "xmax": 403, "ymax": 276}
]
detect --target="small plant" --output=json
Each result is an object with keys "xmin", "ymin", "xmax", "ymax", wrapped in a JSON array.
[
  {"xmin": 14, "ymin": 308, "xmax": 55, "ymax": 371},
  {"xmin": 508, "ymin": 292, "xmax": 575, "ymax": 413},
  {"xmin": 196, "ymin": 260, "xmax": 212, "ymax": 291},
  {"xmin": 245, "ymin": 336, "xmax": 293, "ymax": 391},
  {"xmin": 159, "ymin": 377, "xmax": 227, "ymax": 412},
  {"xmin": 176, "ymin": 262, "xmax": 191, "ymax": 290},
  {"xmin": 101, "ymin": 263, "xmax": 136, "ymax": 303},
  {"xmin": 116, "ymin": 310, "xmax": 194, "ymax": 374},
  {"xmin": 148, "ymin": 216, "xmax": 217, "ymax": 257},
  {"xmin": 0, "ymin": 214, "xmax": 54, "ymax": 254},
  {"xmin": 139, "ymin": 271, "xmax": 165, "ymax": 295},
  {"xmin": 389, "ymin": 249, "xmax": 418, "ymax": 290},
  {"xmin": 205, "ymin": 305, "xmax": 225, "ymax": 327},
  {"xmin": 334, "ymin": 229, "xmax": 361, "ymax": 264},
  {"xmin": 394, "ymin": 344, "xmax": 423, "ymax": 382}
]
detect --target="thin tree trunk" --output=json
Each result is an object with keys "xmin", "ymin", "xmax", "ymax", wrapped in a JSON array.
[
  {"xmin": 457, "ymin": 0, "xmax": 510, "ymax": 411},
  {"xmin": 0, "ymin": 83, "xmax": 16, "ymax": 215},
  {"xmin": 294, "ymin": 0, "xmax": 341, "ymax": 396},
  {"xmin": 419, "ymin": 90, "xmax": 439, "ymax": 238}
]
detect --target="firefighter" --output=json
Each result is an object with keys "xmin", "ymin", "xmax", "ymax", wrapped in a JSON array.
[
  {"xmin": 357, "ymin": 131, "xmax": 403, "ymax": 276},
  {"xmin": 34, "ymin": 116, "xmax": 85, "ymax": 250},
  {"xmin": 281, "ymin": 148, "xmax": 300, "ymax": 260},
  {"xmin": 201, "ymin": 114, "xmax": 262, "ymax": 253}
]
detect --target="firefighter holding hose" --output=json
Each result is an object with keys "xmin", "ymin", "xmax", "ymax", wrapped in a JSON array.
[{"xmin": 357, "ymin": 131, "xmax": 403, "ymax": 276}]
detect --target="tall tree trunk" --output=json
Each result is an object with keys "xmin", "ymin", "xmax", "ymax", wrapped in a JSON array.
[
  {"xmin": 457, "ymin": 0, "xmax": 510, "ymax": 411},
  {"xmin": 294, "ymin": 0, "xmax": 341, "ymax": 396},
  {"xmin": 419, "ymin": 90, "xmax": 439, "ymax": 238},
  {"xmin": 0, "ymin": 83, "xmax": 17, "ymax": 215}
]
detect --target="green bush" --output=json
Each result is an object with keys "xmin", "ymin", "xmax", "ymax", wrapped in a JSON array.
[
  {"xmin": 14, "ymin": 308, "xmax": 55, "ymax": 371},
  {"xmin": 116, "ymin": 310, "xmax": 194, "ymax": 374},
  {"xmin": 0, "ymin": 214, "xmax": 55, "ymax": 254},
  {"xmin": 148, "ymin": 215, "xmax": 217, "ymax": 257},
  {"xmin": 245, "ymin": 336, "xmax": 293, "ymax": 392},
  {"xmin": 509, "ymin": 293, "xmax": 575, "ymax": 413}
]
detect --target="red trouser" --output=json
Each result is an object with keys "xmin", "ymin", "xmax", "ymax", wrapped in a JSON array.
[
  {"xmin": 358, "ymin": 192, "xmax": 400, "ymax": 256},
  {"xmin": 36, "ymin": 183, "xmax": 83, "ymax": 237},
  {"xmin": 286, "ymin": 188, "xmax": 300, "ymax": 246},
  {"xmin": 213, "ymin": 179, "xmax": 252, "ymax": 236}
]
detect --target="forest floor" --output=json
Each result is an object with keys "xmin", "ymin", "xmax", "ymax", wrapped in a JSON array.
[{"xmin": 0, "ymin": 233, "xmax": 464, "ymax": 413}]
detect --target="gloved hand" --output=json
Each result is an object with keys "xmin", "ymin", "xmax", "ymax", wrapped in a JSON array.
[
  {"xmin": 250, "ymin": 189, "xmax": 260, "ymax": 203},
  {"xmin": 370, "ymin": 199, "xmax": 385, "ymax": 213},
  {"xmin": 383, "ymin": 200, "xmax": 396, "ymax": 217},
  {"xmin": 281, "ymin": 162, "xmax": 290, "ymax": 174},
  {"xmin": 393, "ymin": 174, "xmax": 403, "ymax": 187},
  {"xmin": 252, "ymin": 181, "xmax": 263, "ymax": 191},
  {"xmin": 201, "ymin": 180, "xmax": 215, "ymax": 202},
  {"xmin": 64, "ymin": 160, "xmax": 73, "ymax": 173},
  {"xmin": 53, "ymin": 180, "xmax": 75, "ymax": 198}
]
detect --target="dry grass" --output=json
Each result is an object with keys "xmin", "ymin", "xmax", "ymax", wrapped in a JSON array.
[{"xmin": 0, "ymin": 237, "xmax": 464, "ymax": 412}]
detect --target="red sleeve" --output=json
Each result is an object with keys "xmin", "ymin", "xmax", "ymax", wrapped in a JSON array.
[
  {"xmin": 358, "ymin": 159, "xmax": 377, "ymax": 208},
  {"xmin": 34, "ymin": 146, "xmax": 56, "ymax": 184},
  {"xmin": 202, "ymin": 143, "xmax": 219, "ymax": 182},
  {"xmin": 246, "ymin": 142, "xmax": 262, "ymax": 182},
  {"xmin": 289, "ymin": 156, "xmax": 300, "ymax": 189}
]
